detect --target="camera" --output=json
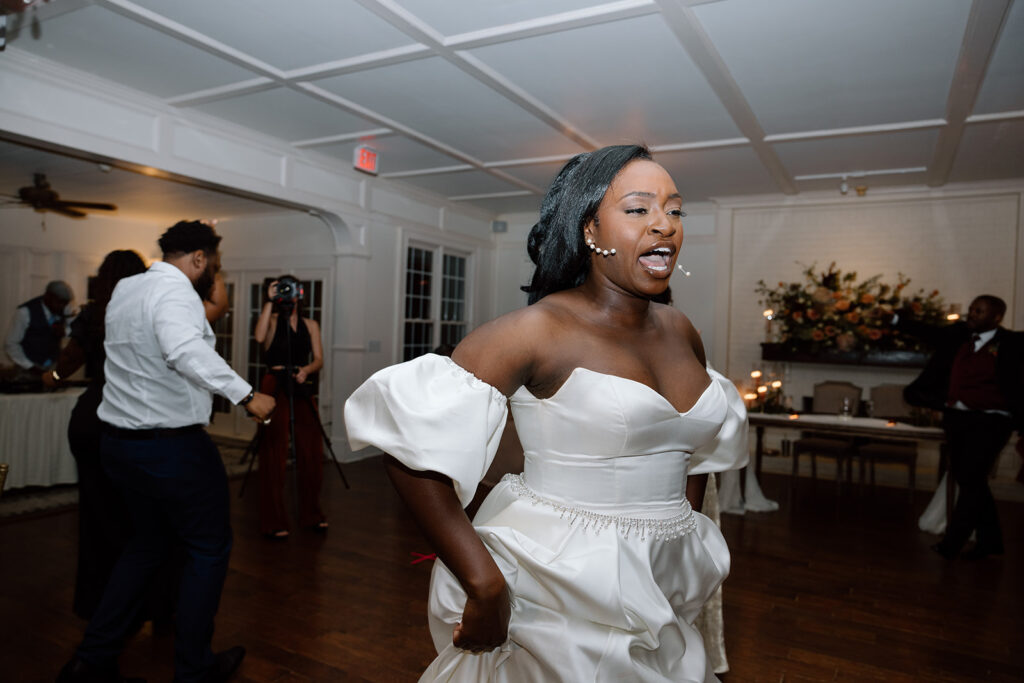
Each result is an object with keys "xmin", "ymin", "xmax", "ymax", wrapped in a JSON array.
[{"xmin": 270, "ymin": 276, "xmax": 304, "ymax": 305}]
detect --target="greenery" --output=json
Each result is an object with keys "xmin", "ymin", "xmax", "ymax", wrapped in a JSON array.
[{"xmin": 755, "ymin": 262, "xmax": 948, "ymax": 353}]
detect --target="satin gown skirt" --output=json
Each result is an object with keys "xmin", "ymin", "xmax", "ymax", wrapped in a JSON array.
[{"xmin": 424, "ymin": 475, "xmax": 729, "ymax": 683}]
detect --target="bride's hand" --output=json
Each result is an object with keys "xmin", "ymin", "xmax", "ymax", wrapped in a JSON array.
[{"xmin": 453, "ymin": 583, "xmax": 510, "ymax": 653}]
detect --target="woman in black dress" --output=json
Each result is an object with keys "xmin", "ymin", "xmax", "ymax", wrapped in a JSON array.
[{"xmin": 44, "ymin": 249, "xmax": 147, "ymax": 618}]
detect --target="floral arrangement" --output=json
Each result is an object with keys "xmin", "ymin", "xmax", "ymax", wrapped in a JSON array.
[{"xmin": 755, "ymin": 262, "xmax": 948, "ymax": 353}]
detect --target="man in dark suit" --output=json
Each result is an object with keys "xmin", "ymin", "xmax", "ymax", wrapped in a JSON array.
[{"xmin": 902, "ymin": 295, "xmax": 1024, "ymax": 560}]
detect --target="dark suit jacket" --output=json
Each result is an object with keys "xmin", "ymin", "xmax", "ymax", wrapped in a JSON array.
[{"xmin": 901, "ymin": 320, "xmax": 1024, "ymax": 432}]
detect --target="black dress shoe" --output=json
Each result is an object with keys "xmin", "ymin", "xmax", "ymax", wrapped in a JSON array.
[
  {"xmin": 56, "ymin": 657, "xmax": 146, "ymax": 683},
  {"xmin": 201, "ymin": 646, "xmax": 245, "ymax": 682},
  {"xmin": 930, "ymin": 542, "xmax": 958, "ymax": 560}
]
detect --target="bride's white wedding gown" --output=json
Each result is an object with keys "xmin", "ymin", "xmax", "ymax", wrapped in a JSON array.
[{"xmin": 345, "ymin": 354, "xmax": 746, "ymax": 682}]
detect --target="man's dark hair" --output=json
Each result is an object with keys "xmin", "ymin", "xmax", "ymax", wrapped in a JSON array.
[
  {"xmin": 158, "ymin": 220, "xmax": 222, "ymax": 258},
  {"xmin": 521, "ymin": 144, "xmax": 653, "ymax": 304},
  {"xmin": 974, "ymin": 294, "xmax": 1006, "ymax": 319}
]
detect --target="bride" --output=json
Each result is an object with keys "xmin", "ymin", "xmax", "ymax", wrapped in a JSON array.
[{"xmin": 345, "ymin": 144, "xmax": 746, "ymax": 682}]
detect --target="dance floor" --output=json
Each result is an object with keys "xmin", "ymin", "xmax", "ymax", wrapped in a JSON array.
[{"xmin": 1, "ymin": 455, "xmax": 1021, "ymax": 682}]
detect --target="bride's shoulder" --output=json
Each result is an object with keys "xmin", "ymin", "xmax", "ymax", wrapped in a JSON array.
[{"xmin": 451, "ymin": 305, "xmax": 566, "ymax": 395}]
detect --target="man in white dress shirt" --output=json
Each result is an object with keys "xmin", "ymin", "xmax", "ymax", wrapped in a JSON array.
[{"xmin": 58, "ymin": 221, "xmax": 274, "ymax": 683}]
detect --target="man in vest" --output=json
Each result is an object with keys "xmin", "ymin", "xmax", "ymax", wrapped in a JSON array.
[
  {"xmin": 903, "ymin": 295, "xmax": 1024, "ymax": 560},
  {"xmin": 4, "ymin": 280, "xmax": 74, "ymax": 372}
]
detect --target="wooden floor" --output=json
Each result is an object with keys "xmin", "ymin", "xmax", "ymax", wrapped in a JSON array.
[{"xmin": 2, "ymin": 458, "xmax": 1022, "ymax": 682}]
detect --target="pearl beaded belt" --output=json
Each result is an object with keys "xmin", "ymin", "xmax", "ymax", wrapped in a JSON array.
[{"xmin": 502, "ymin": 473, "xmax": 698, "ymax": 541}]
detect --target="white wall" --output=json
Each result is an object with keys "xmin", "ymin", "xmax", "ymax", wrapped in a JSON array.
[{"xmin": 718, "ymin": 189, "xmax": 1023, "ymax": 398}]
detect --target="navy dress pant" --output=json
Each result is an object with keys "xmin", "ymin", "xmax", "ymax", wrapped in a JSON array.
[
  {"xmin": 941, "ymin": 410, "xmax": 1013, "ymax": 554},
  {"xmin": 77, "ymin": 427, "xmax": 232, "ymax": 683}
]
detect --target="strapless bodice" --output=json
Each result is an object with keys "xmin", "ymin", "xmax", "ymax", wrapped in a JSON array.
[{"xmin": 510, "ymin": 368, "xmax": 727, "ymax": 511}]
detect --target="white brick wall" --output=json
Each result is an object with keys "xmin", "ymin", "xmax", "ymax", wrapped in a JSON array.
[{"xmin": 721, "ymin": 191, "xmax": 1023, "ymax": 482}]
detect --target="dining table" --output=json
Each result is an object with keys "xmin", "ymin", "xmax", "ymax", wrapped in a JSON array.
[{"xmin": 747, "ymin": 412, "xmax": 950, "ymax": 525}]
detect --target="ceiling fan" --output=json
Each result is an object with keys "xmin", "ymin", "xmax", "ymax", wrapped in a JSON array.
[{"xmin": 4, "ymin": 173, "xmax": 117, "ymax": 218}]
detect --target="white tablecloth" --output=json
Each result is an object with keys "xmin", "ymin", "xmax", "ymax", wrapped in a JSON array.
[{"xmin": 0, "ymin": 388, "xmax": 83, "ymax": 489}]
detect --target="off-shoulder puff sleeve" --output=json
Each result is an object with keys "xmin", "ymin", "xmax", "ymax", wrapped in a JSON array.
[
  {"xmin": 344, "ymin": 354, "xmax": 509, "ymax": 507},
  {"xmin": 689, "ymin": 366, "xmax": 750, "ymax": 475}
]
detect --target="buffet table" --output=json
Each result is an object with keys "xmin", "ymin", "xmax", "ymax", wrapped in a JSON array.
[{"xmin": 0, "ymin": 388, "xmax": 83, "ymax": 489}]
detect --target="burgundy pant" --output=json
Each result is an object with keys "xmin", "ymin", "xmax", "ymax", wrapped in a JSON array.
[{"xmin": 258, "ymin": 374, "xmax": 325, "ymax": 533}]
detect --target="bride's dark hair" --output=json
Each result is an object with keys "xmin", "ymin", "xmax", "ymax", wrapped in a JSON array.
[{"xmin": 521, "ymin": 144, "xmax": 652, "ymax": 304}]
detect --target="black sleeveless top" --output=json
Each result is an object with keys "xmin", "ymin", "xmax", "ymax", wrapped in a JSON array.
[{"xmin": 262, "ymin": 315, "xmax": 313, "ymax": 369}]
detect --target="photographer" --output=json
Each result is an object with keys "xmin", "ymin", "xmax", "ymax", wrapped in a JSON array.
[{"xmin": 253, "ymin": 276, "xmax": 327, "ymax": 538}]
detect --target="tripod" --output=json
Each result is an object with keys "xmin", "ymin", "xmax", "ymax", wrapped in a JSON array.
[{"xmin": 239, "ymin": 299, "xmax": 349, "ymax": 499}]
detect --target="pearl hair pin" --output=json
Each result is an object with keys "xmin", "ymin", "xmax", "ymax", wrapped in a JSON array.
[
  {"xmin": 677, "ymin": 265, "xmax": 692, "ymax": 277},
  {"xmin": 586, "ymin": 238, "xmax": 615, "ymax": 256}
]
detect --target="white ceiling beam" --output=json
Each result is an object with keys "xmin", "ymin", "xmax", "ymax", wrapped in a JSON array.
[
  {"xmin": 794, "ymin": 167, "xmax": 927, "ymax": 182},
  {"xmin": 165, "ymin": 77, "xmax": 277, "ymax": 107},
  {"xmin": 765, "ymin": 120, "xmax": 947, "ymax": 144},
  {"xmin": 385, "ymin": 140, "xmax": 751, "ymax": 181},
  {"xmin": 444, "ymin": 0, "xmax": 659, "ymax": 50},
  {"xmin": 449, "ymin": 191, "xmax": 533, "ymax": 201},
  {"xmin": 96, "ymin": 0, "xmax": 286, "ymax": 81},
  {"xmin": 353, "ymin": 0, "xmax": 600, "ymax": 151},
  {"xmin": 282, "ymin": 43, "xmax": 432, "ymax": 82},
  {"xmin": 651, "ymin": 137, "xmax": 749, "ymax": 152},
  {"xmin": 655, "ymin": 0, "xmax": 797, "ymax": 194},
  {"xmin": 927, "ymin": 0, "xmax": 1013, "ymax": 187},
  {"xmin": 383, "ymin": 164, "xmax": 475, "ymax": 179},
  {"xmin": 292, "ymin": 129, "xmax": 395, "ymax": 149},
  {"xmin": 965, "ymin": 109, "xmax": 1024, "ymax": 124},
  {"xmin": 166, "ymin": 45, "xmax": 433, "ymax": 108}
]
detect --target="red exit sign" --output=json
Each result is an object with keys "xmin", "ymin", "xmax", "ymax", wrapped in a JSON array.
[{"xmin": 353, "ymin": 144, "xmax": 379, "ymax": 175}]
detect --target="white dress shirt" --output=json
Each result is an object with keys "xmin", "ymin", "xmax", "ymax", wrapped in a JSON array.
[
  {"xmin": 98, "ymin": 261, "xmax": 251, "ymax": 429},
  {"xmin": 4, "ymin": 300, "xmax": 73, "ymax": 369}
]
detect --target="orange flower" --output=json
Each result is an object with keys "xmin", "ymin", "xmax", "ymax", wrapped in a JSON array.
[
  {"xmin": 845, "ymin": 311, "xmax": 861, "ymax": 324},
  {"xmin": 824, "ymin": 325, "xmax": 839, "ymax": 337},
  {"xmin": 856, "ymin": 325, "xmax": 870, "ymax": 336},
  {"xmin": 807, "ymin": 309, "xmax": 821, "ymax": 320},
  {"xmin": 860, "ymin": 293, "xmax": 875, "ymax": 304},
  {"xmin": 835, "ymin": 299, "xmax": 851, "ymax": 311},
  {"xmin": 792, "ymin": 311, "xmax": 803, "ymax": 321},
  {"xmin": 811, "ymin": 329, "xmax": 826, "ymax": 341},
  {"xmin": 832, "ymin": 291, "xmax": 843, "ymax": 300},
  {"xmin": 868, "ymin": 328, "xmax": 883, "ymax": 340},
  {"xmin": 911, "ymin": 301, "xmax": 923, "ymax": 313}
]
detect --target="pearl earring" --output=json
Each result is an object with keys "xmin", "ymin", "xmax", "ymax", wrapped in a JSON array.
[{"xmin": 586, "ymin": 238, "xmax": 615, "ymax": 257}]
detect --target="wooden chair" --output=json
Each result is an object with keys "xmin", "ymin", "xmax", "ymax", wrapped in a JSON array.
[
  {"xmin": 857, "ymin": 384, "xmax": 917, "ymax": 500},
  {"xmin": 791, "ymin": 381, "xmax": 863, "ymax": 487}
]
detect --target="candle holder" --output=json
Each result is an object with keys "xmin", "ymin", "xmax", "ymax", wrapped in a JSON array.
[{"xmin": 745, "ymin": 365, "xmax": 785, "ymax": 413}]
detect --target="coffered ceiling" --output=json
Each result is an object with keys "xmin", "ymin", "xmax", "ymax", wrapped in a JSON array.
[{"xmin": 1, "ymin": 0, "xmax": 1022, "ymax": 220}]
